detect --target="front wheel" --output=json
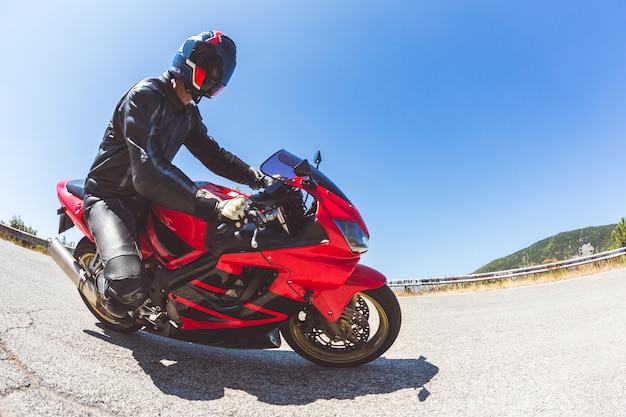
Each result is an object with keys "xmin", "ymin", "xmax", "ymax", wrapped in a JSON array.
[{"xmin": 281, "ymin": 285, "xmax": 401, "ymax": 367}]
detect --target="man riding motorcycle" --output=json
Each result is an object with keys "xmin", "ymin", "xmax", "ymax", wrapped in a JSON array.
[{"xmin": 83, "ymin": 31, "xmax": 272, "ymax": 318}]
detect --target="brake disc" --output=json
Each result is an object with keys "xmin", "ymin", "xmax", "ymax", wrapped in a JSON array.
[{"xmin": 300, "ymin": 295, "xmax": 371, "ymax": 351}]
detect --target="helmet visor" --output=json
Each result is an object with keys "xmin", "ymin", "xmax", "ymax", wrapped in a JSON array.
[{"xmin": 186, "ymin": 59, "xmax": 226, "ymax": 98}]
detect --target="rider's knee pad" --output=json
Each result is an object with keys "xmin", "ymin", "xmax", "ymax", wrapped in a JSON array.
[{"xmin": 104, "ymin": 254, "xmax": 143, "ymax": 281}]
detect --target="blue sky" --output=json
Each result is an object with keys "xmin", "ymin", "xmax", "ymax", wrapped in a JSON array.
[{"xmin": 1, "ymin": 1, "xmax": 626, "ymax": 279}]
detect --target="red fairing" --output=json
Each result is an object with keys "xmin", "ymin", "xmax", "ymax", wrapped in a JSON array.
[
  {"xmin": 310, "ymin": 264, "xmax": 387, "ymax": 319},
  {"xmin": 56, "ymin": 181, "xmax": 92, "ymax": 241},
  {"xmin": 276, "ymin": 182, "xmax": 382, "ymax": 320},
  {"xmin": 209, "ymin": 179, "xmax": 383, "ymax": 322},
  {"xmin": 145, "ymin": 205, "xmax": 208, "ymax": 269},
  {"xmin": 145, "ymin": 183, "xmax": 248, "ymax": 269}
]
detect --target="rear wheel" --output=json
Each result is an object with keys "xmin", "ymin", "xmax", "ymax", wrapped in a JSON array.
[
  {"xmin": 74, "ymin": 237, "xmax": 141, "ymax": 333},
  {"xmin": 281, "ymin": 285, "xmax": 401, "ymax": 367}
]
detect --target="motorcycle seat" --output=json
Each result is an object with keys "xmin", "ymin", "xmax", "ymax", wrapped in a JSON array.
[{"xmin": 66, "ymin": 179, "xmax": 86, "ymax": 198}]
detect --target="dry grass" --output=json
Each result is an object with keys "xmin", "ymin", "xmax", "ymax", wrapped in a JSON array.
[
  {"xmin": 0, "ymin": 232, "xmax": 48, "ymax": 254},
  {"xmin": 394, "ymin": 256, "xmax": 626, "ymax": 296}
]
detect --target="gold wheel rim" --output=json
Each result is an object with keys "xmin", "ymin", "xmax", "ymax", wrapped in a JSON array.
[{"xmin": 288, "ymin": 292, "xmax": 390, "ymax": 365}]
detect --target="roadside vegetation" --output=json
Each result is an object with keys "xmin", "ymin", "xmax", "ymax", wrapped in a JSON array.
[
  {"xmin": 395, "ymin": 255, "xmax": 626, "ymax": 296},
  {"xmin": 0, "ymin": 215, "xmax": 48, "ymax": 254},
  {"xmin": 474, "ymin": 221, "xmax": 626, "ymax": 273},
  {"xmin": 393, "ymin": 216, "xmax": 626, "ymax": 296},
  {"xmin": 0, "ymin": 215, "xmax": 74, "ymax": 254}
]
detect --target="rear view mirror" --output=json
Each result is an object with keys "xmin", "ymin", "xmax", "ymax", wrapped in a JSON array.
[{"xmin": 314, "ymin": 151, "xmax": 322, "ymax": 168}]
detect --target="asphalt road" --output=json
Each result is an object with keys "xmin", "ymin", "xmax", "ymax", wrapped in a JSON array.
[{"xmin": 1, "ymin": 238, "xmax": 625, "ymax": 417}]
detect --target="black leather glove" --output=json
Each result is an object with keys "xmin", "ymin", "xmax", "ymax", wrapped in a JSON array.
[{"xmin": 248, "ymin": 166, "xmax": 275, "ymax": 190}]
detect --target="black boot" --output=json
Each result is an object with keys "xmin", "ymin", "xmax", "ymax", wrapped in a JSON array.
[{"xmin": 96, "ymin": 273, "xmax": 130, "ymax": 319}]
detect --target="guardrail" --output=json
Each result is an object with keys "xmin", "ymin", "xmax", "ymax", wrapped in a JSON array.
[
  {"xmin": 0, "ymin": 223, "xmax": 75, "ymax": 254},
  {"xmin": 387, "ymin": 247, "xmax": 626, "ymax": 290},
  {"xmin": 0, "ymin": 223, "xmax": 50, "ymax": 248}
]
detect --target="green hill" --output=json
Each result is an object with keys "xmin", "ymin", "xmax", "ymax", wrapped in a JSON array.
[{"xmin": 473, "ymin": 224, "xmax": 618, "ymax": 274}]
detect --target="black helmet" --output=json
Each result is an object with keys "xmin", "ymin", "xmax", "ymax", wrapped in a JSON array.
[{"xmin": 170, "ymin": 31, "xmax": 236, "ymax": 102}]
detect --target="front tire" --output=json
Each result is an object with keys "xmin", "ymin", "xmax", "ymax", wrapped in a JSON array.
[
  {"xmin": 73, "ymin": 237, "xmax": 141, "ymax": 333},
  {"xmin": 281, "ymin": 285, "xmax": 401, "ymax": 367}
]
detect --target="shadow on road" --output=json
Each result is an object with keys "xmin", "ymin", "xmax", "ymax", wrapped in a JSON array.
[{"xmin": 84, "ymin": 327, "xmax": 438, "ymax": 405}]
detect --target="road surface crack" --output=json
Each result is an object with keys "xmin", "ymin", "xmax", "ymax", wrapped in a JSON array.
[{"xmin": 0, "ymin": 315, "xmax": 118, "ymax": 417}]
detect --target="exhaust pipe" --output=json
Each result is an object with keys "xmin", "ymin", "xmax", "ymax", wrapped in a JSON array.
[{"xmin": 48, "ymin": 237, "xmax": 100, "ymax": 306}]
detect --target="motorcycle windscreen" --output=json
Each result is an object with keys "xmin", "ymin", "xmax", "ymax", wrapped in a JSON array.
[{"xmin": 261, "ymin": 150, "xmax": 351, "ymax": 203}]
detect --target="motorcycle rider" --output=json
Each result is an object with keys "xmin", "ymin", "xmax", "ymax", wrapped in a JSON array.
[{"xmin": 83, "ymin": 31, "xmax": 272, "ymax": 318}]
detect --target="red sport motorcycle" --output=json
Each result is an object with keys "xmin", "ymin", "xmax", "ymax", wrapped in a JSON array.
[{"xmin": 49, "ymin": 149, "xmax": 401, "ymax": 367}]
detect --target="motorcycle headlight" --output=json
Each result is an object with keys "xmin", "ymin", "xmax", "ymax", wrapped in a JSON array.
[{"xmin": 335, "ymin": 220, "xmax": 369, "ymax": 254}]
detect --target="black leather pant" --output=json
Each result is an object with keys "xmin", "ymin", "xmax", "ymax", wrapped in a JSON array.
[{"xmin": 84, "ymin": 195, "xmax": 151, "ymax": 309}]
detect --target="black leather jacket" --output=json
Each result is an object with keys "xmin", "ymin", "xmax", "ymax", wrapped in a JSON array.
[{"xmin": 85, "ymin": 72, "xmax": 259, "ymax": 216}]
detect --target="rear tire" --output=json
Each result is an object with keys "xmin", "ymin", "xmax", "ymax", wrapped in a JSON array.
[
  {"xmin": 281, "ymin": 285, "xmax": 401, "ymax": 367},
  {"xmin": 74, "ymin": 237, "xmax": 141, "ymax": 333}
]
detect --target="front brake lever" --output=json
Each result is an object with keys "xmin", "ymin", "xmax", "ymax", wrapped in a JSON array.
[
  {"xmin": 247, "ymin": 209, "xmax": 267, "ymax": 249},
  {"xmin": 251, "ymin": 228, "xmax": 259, "ymax": 249},
  {"xmin": 247, "ymin": 209, "xmax": 267, "ymax": 230}
]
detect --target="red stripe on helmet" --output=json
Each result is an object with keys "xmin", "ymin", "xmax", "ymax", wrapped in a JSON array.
[{"xmin": 206, "ymin": 31, "xmax": 224, "ymax": 44}]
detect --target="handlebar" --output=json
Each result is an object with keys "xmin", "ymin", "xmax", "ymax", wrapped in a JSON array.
[
  {"xmin": 216, "ymin": 179, "xmax": 292, "ymax": 249},
  {"xmin": 245, "ymin": 207, "xmax": 268, "ymax": 229}
]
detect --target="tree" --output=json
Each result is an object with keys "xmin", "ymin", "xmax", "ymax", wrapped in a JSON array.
[
  {"xmin": 611, "ymin": 217, "xmax": 626, "ymax": 248},
  {"xmin": 60, "ymin": 235, "xmax": 75, "ymax": 249},
  {"xmin": 9, "ymin": 215, "xmax": 37, "ymax": 236}
]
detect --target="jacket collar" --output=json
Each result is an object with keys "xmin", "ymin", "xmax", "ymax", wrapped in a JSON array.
[{"xmin": 160, "ymin": 72, "xmax": 190, "ymax": 114}]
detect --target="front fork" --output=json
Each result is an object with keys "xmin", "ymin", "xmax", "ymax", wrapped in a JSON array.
[{"xmin": 298, "ymin": 295, "xmax": 366, "ymax": 345}]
